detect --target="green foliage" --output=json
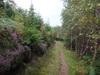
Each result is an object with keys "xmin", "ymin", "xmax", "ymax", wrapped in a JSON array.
[
  {"xmin": 23, "ymin": 27, "xmax": 42, "ymax": 47},
  {"xmin": 5, "ymin": 2, "xmax": 15, "ymax": 18},
  {"xmin": 0, "ymin": 0, "xmax": 4, "ymax": 7},
  {"xmin": 83, "ymin": 56, "xmax": 92, "ymax": 61},
  {"xmin": 89, "ymin": 66, "xmax": 95, "ymax": 75},
  {"xmin": 65, "ymin": 38, "xmax": 71, "ymax": 47},
  {"xmin": 0, "ymin": 0, "xmax": 4, "ymax": 13},
  {"xmin": 1, "ymin": 0, "xmax": 54, "ymax": 50},
  {"xmin": 24, "ymin": 4, "xmax": 43, "ymax": 30},
  {"xmin": 52, "ymin": 26, "xmax": 64, "ymax": 40},
  {"xmin": 44, "ymin": 24, "xmax": 54, "ymax": 47},
  {"xmin": 0, "ymin": 18, "xmax": 17, "ymax": 27},
  {"xmin": 45, "ymin": 24, "xmax": 51, "ymax": 31}
]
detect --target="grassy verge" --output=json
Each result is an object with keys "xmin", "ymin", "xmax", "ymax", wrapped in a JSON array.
[
  {"xmin": 58, "ymin": 41, "xmax": 89, "ymax": 75},
  {"xmin": 24, "ymin": 42, "xmax": 61, "ymax": 75}
]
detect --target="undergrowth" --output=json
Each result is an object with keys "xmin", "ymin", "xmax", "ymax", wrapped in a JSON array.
[{"xmin": 24, "ymin": 43, "xmax": 61, "ymax": 75}]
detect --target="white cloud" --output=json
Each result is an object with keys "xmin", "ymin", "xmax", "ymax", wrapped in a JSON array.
[{"xmin": 14, "ymin": 0, "xmax": 63, "ymax": 27}]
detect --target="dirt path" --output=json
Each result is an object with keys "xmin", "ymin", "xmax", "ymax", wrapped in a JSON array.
[{"xmin": 56, "ymin": 42, "xmax": 68, "ymax": 75}]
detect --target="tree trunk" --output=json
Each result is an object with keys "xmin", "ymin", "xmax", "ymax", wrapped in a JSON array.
[
  {"xmin": 91, "ymin": 41, "xmax": 97, "ymax": 65},
  {"xmin": 71, "ymin": 29, "xmax": 73, "ymax": 50},
  {"xmin": 75, "ymin": 38, "xmax": 77, "ymax": 52}
]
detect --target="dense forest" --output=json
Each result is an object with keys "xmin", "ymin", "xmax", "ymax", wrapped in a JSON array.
[{"xmin": 0, "ymin": 0, "xmax": 100, "ymax": 75}]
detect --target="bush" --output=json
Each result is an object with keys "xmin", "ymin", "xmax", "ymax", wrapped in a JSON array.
[
  {"xmin": 23, "ymin": 27, "xmax": 42, "ymax": 49},
  {"xmin": 0, "ymin": 34, "xmax": 31, "ymax": 74},
  {"xmin": 0, "ymin": 18, "xmax": 31, "ymax": 74}
]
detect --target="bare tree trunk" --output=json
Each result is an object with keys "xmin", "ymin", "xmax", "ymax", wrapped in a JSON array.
[
  {"xmin": 75, "ymin": 38, "xmax": 77, "ymax": 52},
  {"xmin": 91, "ymin": 41, "xmax": 98, "ymax": 65},
  {"xmin": 71, "ymin": 29, "xmax": 73, "ymax": 50}
]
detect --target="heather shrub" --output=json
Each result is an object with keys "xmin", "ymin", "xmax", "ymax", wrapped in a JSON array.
[
  {"xmin": 0, "ymin": 44, "xmax": 31, "ymax": 73},
  {"xmin": 0, "ymin": 19, "xmax": 31, "ymax": 73},
  {"xmin": 0, "ymin": 27, "xmax": 13, "ymax": 48},
  {"xmin": 34, "ymin": 43, "xmax": 47, "ymax": 56}
]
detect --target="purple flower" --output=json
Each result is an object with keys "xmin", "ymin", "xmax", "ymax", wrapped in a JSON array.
[
  {"xmin": 0, "ymin": 58, "xmax": 12, "ymax": 72},
  {"xmin": 0, "ymin": 55, "xmax": 5, "ymax": 62},
  {"xmin": 7, "ymin": 27, "xmax": 13, "ymax": 33},
  {"xmin": 17, "ymin": 44, "xmax": 25, "ymax": 52},
  {"xmin": 24, "ymin": 45, "xmax": 31, "ymax": 51},
  {"xmin": 10, "ymin": 32, "xmax": 17, "ymax": 41},
  {"xmin": 5, "ymin": 49, "xmax": 11, "ymax": 54}
]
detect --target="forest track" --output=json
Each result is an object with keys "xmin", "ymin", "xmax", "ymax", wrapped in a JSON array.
[{"xmin": 56, "ymin": 42, "xmax": 68, "ymax": 75}]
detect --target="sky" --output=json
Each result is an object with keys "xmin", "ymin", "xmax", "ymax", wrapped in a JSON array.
[{"xmin": 14, "ymin": 0, "xmax": 64, "ymax": 27}]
